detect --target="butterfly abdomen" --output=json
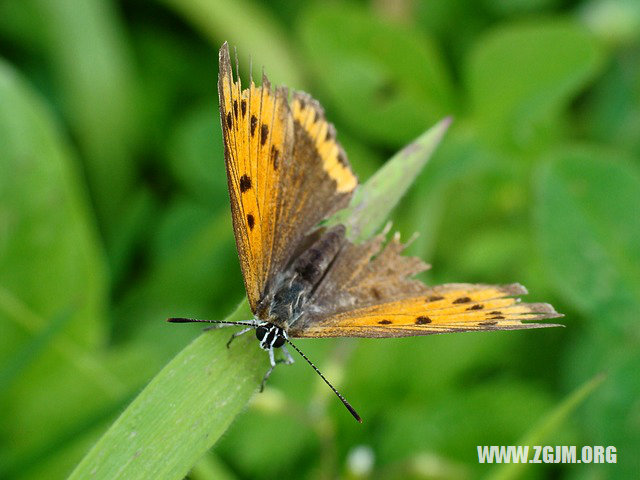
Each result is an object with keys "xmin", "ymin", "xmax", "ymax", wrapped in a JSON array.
[
  {"xmin": 291, "ymin": 225, "xmax": 346, "ymax": 285},
  {"xmin": 267, "ymin": 225, "xmax": 346, "ymax": 327}
]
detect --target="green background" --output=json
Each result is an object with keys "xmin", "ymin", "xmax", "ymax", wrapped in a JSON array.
[{"xmin": 1, "ymin": 0, "xmax": 639, "ymax": 479}]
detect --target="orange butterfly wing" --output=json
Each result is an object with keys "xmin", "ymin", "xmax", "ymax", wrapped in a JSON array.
[
  {"xmin": 218, "ymin": 44, "xmax": 561, "ymax": 334},
  {"xmin": 291, "ymin": 283, "xmax": 562, "ymax": 338},
  {"xmin": 218, "ymin": 44, "xmax": 357, "ymax": 313},
  {"xmin": 287, "ymin": 231, "xmax": 562, "ymax": 337}
]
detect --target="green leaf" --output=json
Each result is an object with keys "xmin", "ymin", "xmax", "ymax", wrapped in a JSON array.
[
  {"xmin": 534, "ymin": 146, "xmax": 640, "ymax": 328},
  {"xmin": 466, "ymin": 19, "xmax": 605, "ymax": 149},
  {"xmin": 298, "ymin": 3, "xmax": 454, "ymax": 146},
  {"xmin": 68, "ymin": 302, "xmax": 266, "ymax": 480},
  {"xmin": 328, "ymin": 117, "xmax": 451, "ymax": 242}
]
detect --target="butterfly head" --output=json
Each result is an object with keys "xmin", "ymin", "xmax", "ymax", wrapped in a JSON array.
[{"xmin": 255, "ymin": 322, "xmax": 287, "ymax": 350}]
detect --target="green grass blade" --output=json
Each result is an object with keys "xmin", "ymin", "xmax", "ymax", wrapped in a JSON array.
[
  {"xmin": 68, "ymin": 301, "xmax": 266, "ymax": 480},
  {"xmin": 328, "ymin": 117, "xmax": 452, "ymax": 242},
  {"xmin": 486, "ymin": 373, "xmax": 605, "ymax": 480}
]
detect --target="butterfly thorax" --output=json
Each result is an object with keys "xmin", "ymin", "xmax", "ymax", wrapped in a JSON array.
[{"xmin": 260, "ymin": 225, "xmax": 346, "ymax": 331}]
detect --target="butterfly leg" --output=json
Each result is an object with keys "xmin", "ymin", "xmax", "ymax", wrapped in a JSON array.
[
  {"xmin": 226, "ymin": 326, "xmax": 255, "ymax": 348},
  {"xmin": 281, "ymin": 345, "xmax": 294, "ymax": 365},
  {"xmin": 260, "ymin": 347, "xmax": 287, "ymax": 392}
]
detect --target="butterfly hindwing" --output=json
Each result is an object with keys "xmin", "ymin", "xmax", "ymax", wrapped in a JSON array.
[
  {"xmin": 311, "ymin": 231, "xmax": 430, "ymax": 308},
  {"xmin": 290, "ymin": 233, "xmax": 562, "ymax": 337},
  {"xmin": 218, "ymin": 44, "xmax": 357, "ymax": 313},
  {"xmin": 292, "ymin": 283, "xmax": 562, "ymax": 338}
]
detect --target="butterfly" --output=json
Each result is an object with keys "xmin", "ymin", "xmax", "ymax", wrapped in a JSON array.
[{"xmin": 169, "ymin": 43, "xmax": 563, "ymax": 422}]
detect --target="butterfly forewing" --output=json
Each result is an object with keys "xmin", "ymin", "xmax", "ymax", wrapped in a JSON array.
[
  {"xmin": 219, "ymin": 45, "xmax": 293, "ymax": 310},
  {"xmin": 218, "ymin": 44, "xmax": 357, "ymax": 313}
]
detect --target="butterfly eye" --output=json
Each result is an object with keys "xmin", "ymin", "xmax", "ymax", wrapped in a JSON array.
[{"xmin": 256, "ymin": 326, "xmax": 268, "ymax": 341}]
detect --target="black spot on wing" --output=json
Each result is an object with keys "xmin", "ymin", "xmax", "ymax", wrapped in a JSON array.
[
  {"xmin": 467, "ymin": 304, "xmax": 484, "ymax": 311},
  {"xmin": 250, "ymin": 115, "xmax": 257, "ymax": 136},
  {"xmin": 233, "ymin": 100, "xmax": 238, "ymax": 119},
  {"xmin": 270, "ymin": 145, "xmax": 279, "ymax": 170},
  {"xmin": 261, "ymin": 124, "xmax": 269, "ymax": 146},
  {"xmin": 415, "ymin": 316, "xmax": 431, "ymax": 325},
  {"xmin": 239, "ymin": 174, "xmax": 252, "ymax": 192},
  {"xmin": 247, "ymin": 214, "xmax": 255, "ymax": 230},
  {"xmin": 453, "ymin": 297, "xmax": 471, "ymax": 304},
  {"xmin": 426, "ymin": 295, "xmax": 444, "ymax": 302},
  {"xmin": 378, "ymin": 320, "xmax": 392, "ymax": 325},
  {"xmin": 479, "ymin": 320, "xmax": 498, "ymax": 326},
  {"xmin": 241, "ymin": 100, "xmax": 247, "ymax": 117},
  {"xmin": 226, "ymin": 111, "xmax": 232, "ymax": 129}
]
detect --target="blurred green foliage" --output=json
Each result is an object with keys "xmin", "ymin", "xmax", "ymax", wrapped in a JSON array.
[{"xmin": 1, "ymin": 0, "xmax": 639, "ymax": 479}]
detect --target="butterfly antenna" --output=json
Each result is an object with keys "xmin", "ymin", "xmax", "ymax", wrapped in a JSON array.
[
  {"xmin": 167, "ymin": 318, "xmax": 255, "ymax": 327},
  {"xmin": 285, "ymin": 338, "xmax": 362, "ymax": 423}
]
